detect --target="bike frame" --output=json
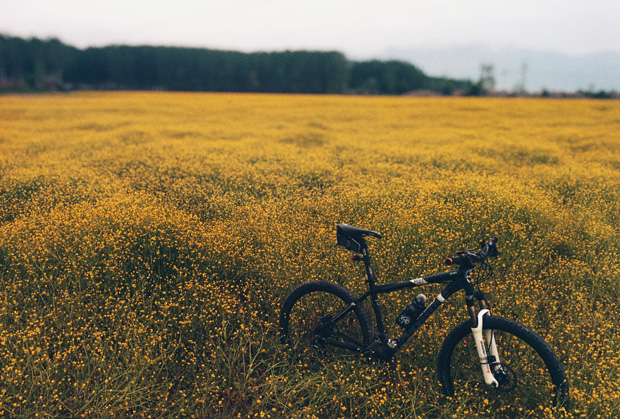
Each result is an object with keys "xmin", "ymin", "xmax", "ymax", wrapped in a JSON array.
[
  {"xmin": 329, "ymin": 245, "xmax": 492, "ymax": 354},
  {"xmin": 294, "ymin": 228, "xmax": 571, "ymax": 402}
]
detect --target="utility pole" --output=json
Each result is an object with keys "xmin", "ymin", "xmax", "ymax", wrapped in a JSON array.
[
  {"xmin": 479, "ymin": 63, "xmax": 496, "ymax": 95},
  {"xmin": 514, "ymin": 62, "xmax": 528, "ymax": 95}
]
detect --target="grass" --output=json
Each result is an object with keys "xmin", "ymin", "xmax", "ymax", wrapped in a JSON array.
[{"xmin": 1, "ymin": 92, "xmax": 619, "ymax": 417}]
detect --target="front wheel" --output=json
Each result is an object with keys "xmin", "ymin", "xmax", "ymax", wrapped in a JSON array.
[
  {"xmin": 438, "ymin": 316, "xmax": 569, "ymax": 414},
  {"xmin": 279, "ymin": 281, "xmax": 372, "ymax": 358}
]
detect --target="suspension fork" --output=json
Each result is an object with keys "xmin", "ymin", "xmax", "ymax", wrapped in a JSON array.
[
  {"xmin": 467, "ymin": 287, "xmax": 501, "ymax": 387},
  {"xmin": 473, "ymin": 290, "xmax": 500, "ymax": 368}
]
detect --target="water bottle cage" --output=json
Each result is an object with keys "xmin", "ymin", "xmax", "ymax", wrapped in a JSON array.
[
  {"xmin": 396, "ymin": 310, "xmax": 415, "ymax": 328},
  {"xmin": 396, "ymin": 295, "xmax": 426, "ymax": 328}
]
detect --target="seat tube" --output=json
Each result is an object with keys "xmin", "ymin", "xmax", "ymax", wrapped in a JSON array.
[
  {"xmin": 362, "ymin": 247, "xmax": 376, "ymax": 284},
  {"xmin": 363, "ymin": 247, "xmax": 386, "ymax": 340}
]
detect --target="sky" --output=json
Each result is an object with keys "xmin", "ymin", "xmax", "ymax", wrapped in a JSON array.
[{"xmin": 2, "ymin": 0, "xmax": 620, "ymax": 58}]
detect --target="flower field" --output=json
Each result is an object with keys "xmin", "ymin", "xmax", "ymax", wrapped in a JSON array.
[{"xmin": 1, "ymin": 92, "xmax": 619, "ymax": 418}]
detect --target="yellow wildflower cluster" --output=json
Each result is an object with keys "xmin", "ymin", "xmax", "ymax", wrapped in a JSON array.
[{"xmin": 0, "ymin": 92, "xmax": 619, "ymax": 418}]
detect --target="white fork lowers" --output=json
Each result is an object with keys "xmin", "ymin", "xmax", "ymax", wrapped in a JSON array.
[{"xmin": 471, "ymin": 309, "xmax": 501, "ymax": 387}]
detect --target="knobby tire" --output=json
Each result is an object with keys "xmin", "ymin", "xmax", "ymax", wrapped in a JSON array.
[
  {"xmin": 437, "ymin": 316, "xmax": 569, "ymax": 414},
  {"xmin": 279, "ymin": 281, "xmax": 373, "ymax": 358}
]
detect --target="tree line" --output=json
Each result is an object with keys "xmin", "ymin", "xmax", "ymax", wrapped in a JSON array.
[{"xmin": 1, "ymin": 34, "xmax": 475, "ymax": 95}]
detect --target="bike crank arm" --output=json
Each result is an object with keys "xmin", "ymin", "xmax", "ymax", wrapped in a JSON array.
[{"xmin": 471, "ymin": 309, "xmax": 500, "ymax": 387}]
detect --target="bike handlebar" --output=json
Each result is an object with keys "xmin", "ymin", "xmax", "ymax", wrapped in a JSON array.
[{"xmin": 445, "ymin": 237, "xmax": 499, "ymax": 267}]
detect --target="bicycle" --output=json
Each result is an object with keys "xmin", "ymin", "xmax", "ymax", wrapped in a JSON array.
[{"xmin": 279, "ymin": 223, "xmax": 569, "ymax": 412}]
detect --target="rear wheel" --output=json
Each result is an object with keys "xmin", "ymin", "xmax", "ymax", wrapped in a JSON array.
[
  {"xmin": 279, "ymin": 281, "xmax": 372, "ymax": 358},
  {"xmin": 438, "ymin": 316, "xmax": 569, "ymax": 415}
]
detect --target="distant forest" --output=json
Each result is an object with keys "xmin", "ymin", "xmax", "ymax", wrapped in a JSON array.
[{"xmin": 0, "ymin": 34, "xmax": 479, "ymax": 95}]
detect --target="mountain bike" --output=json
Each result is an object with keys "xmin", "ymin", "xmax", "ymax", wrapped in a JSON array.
[{"xmin": 279, "ymin": 223, "xmax": 569, "ymax": 411}]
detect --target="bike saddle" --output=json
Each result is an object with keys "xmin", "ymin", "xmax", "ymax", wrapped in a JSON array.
[{"xmin": 337, "ymin": 223, "xmax": 383, "ymax": 239}]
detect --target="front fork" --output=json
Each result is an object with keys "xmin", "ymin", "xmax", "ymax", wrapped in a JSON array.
[{"xmin": 468, "ymin": 291, "xmax": 501, "ymax": 387}]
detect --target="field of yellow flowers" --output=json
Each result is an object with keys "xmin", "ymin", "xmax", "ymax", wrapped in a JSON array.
[{"xmin": 1, "ymin": 92, "xmax": 619, "ymax": 418}]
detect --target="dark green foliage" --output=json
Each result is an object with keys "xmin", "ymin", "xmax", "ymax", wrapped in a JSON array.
[
  {"xmin": 349, "ymin": 59, "xmax": 428, "ymax": 94},
  {"xmin": 1, "ymin": 34, "xmax": 472, "ymax": 95},
  {"xmin": 0, "ymin": 34, "xmax": 78, "ymax": 91},
  {"xmin": 425, "ymin": 76, "xmax": 477, "ymax": 96}
]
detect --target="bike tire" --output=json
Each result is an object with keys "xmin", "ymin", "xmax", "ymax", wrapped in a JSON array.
[
  {"xmin": 437, "ymin": 316, "xmax": 569, "ymax": 414},
  {"xmin": 279, "ymin": 280, "xmax": 373, "ymax": 357}
]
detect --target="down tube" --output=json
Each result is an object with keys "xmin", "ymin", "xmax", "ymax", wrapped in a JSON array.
[{"xmin": 396, "ymin": 279, "xmax": 465, "ymax": 347}]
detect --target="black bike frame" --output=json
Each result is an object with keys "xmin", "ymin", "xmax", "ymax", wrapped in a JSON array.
[{"xmin": 329, "ymin": 246, "xmax": 483, "ymax": 352}]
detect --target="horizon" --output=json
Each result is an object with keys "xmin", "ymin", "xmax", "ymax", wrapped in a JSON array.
[
  {"xmin": 5, "ymin": 29, "xmax": 620, "ymax": 59},
  {"xmin": 4, "ymin": 0, "xmax": 619, "ymax": 93},
  {"xmin": 4, "ymin": 31, "xmax": 619, "ymax": 93}
]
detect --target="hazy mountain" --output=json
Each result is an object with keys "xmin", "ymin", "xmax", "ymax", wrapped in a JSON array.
[{"xmin": 377, "ymin": 45, "xmax": 620, "ymax": 93}]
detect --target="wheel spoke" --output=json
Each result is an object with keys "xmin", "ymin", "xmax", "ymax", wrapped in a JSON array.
[
  {"xmin": 280, "ymin": 282, "xmax": 371, "ymax": 360},
  {"xmin": 452, "ymin": 330, "xmax": 556, "ymax": 408},
  {"xmin": 438, "ymin": 316, "xmax": 569, "ymax": 414}
]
